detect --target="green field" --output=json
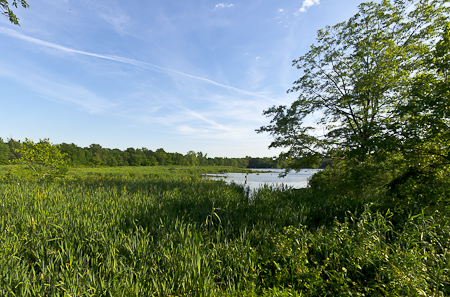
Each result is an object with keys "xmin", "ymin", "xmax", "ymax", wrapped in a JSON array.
[{"xmin": 1, "ymin": 166, "xmax": 449, "ymax": 296}]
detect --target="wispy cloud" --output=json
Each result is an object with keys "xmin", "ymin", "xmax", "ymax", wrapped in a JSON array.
[
  {"xmin": 100, "ymin": 12, "xmax": 131, "ymax": 35},
  {"xmin": 0, "ymin": 27, "xmax": 278, "ymax": 103},
  {"xmin": 0, "ymin": 27, "xmax": 283, "ymax": 145},
  {"xmin": 214, "ymin": 3, "xmax": 234, "ymax": 10},
  {"xmin": 298, "ymin": 0, "xmax": 320, "ymax": 13},
  {"xmin": 37, "ymin": 80, "xmax": 116, "ymax": 114},
  {"xmin": 73, "ymin": 0, "xmax": 133, "ymax": 35},
  {"xmin": 0, "ymin": 62, "xmax": 115, "ymax": 114},
  {"xmin": 173, "ymin": 115, "xmax": 232, "ymax": 139}
]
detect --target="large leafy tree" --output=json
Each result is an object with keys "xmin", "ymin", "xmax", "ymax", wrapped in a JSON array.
[
  {"xmin": 395, "ymin": 23, "xmax": 450, "ymax": 169},
  {"xmin": 258, "ymin": 0, "xmax": 449, "ymax": 169},
  {"xmin": 1, "ymin": 0, "xmax": 29, "ymax": 25}
]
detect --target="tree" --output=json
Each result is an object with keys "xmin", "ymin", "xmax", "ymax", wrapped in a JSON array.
[
  {"xmin": 196, "ymin": 151, "xmax": 208, "ymax": 166},
  {"xmin": 141, "ymin": 148, "xmax": 158, "ymax": 166},
  {"xmin": 0, "ymin": 137, "xmax": 9, "ymax": 165},
  {"xmin": 1, "ymin": 0, "xmax": 29, "ymax": 25},
  {"xmin": 395, "ymin": 22, "xmax": 450, "ymax": 168},
  {"xmin": 258, "ymin": 0, "xmax": 450, "ymax": 169},
  {"xmin": 186, "ymin": 150, "xmax": 198, "ymax": 166},
  {"xmin": 110, "ymin": 149, "xmax": 127, "ymax": 166},
  {"xmin": 155, "ymin": 148, "xmax": 168, "ymax": 165},
  {"xmin": 88, "ymin": 143, "xmax": 107, "ymax": 166},
  {"xmin": 126, "ymin": 147, "xmax": 145, "ymax": 166},
  {"xmin": 7, "ymin": 138, "xmax": 21, "ymax": 161},
  {"xmin": 172, "ymin": 152, "xmax": 188, "ymax": 165},
  {"xmin": 11, "ymin": 138, "xmax": 69, "ymax": 181},
  {"xmin": 143, "ymin": 155, "xmax": 158, "ymax": 166},
  {"xmin": 60, "ymin": 142, "xmax": 87, "ymax": 166}
]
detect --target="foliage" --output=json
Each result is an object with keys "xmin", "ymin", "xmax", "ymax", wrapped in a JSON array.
[
  {"xmin": 0, "ymin": 138, "xmax": 9, "ymax": 165},
  {"xmin": 10, "ymin": 138, "xmax": 69, "ymax": 181},
  {"xmin": 0, "ymin": 0, "xmax": 29, "ymax": 25},
  {"xmin": 393, "ymin": 22, "xmax": 450, "ymax": 172},
  {"xmin": 6, "ymin": 138, "xmax": 21, "ymax": 161},
  {"xmin": 1, "ymin": 0, "xmax": 450, "ymax": 294},
  {"xmin": 258, "ymin": 0, "xmax": 450, "ymax": 168},
  {"xmin": 3, "ymin": 139, "xmax": 285, "ymax": 168},
  {"xmin": 247, "ymin": 156, "xmax": 279, "ymax": 168},
  {"xmin": 0, "ymin": 166, "xmax": 449, "ymax": 295}
]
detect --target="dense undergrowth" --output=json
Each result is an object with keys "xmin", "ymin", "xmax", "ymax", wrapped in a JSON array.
[{"xmin": 0, "ymin": 165, "xmax": 449, "ymax": 296}]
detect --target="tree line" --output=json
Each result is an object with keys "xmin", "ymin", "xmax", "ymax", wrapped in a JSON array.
[{"xmin": 0, "ymin": 138, "xmax": 290, "ymax": 168}]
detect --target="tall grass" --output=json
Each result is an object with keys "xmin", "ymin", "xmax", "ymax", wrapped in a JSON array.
[{"xmin": 0, "ymin": 166, "xmax": 449, "ymax": 296}]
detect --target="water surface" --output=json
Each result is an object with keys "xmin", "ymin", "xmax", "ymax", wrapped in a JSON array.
[{"xmin": 205, "ymin": 168, "xmax": 319, "ymax": 192}]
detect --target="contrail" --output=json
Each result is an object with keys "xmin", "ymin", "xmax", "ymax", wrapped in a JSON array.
[{"xmin": 0, "ymin": 27, "xmax": 279, "ymax": 102}]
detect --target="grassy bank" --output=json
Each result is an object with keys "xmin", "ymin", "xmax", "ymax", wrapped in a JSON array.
[{"xmin": 0, "ymin": 166, "xmax": 449, "ymax": 296}]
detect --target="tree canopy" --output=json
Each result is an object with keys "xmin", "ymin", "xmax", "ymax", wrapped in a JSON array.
[
  {"xmin": 394, "ymin": 22, "xmax": 450, "ymax": 170},
  {"xmin": 0, "ymin": 137, "xmax": 9, "ymax": 165},
  {"xmin": 258, "ymin": 0, "xmax": 450, "ymax": 169},
  {"xmin": 1, "ymin": 0, "xmax": 29, "ymax": 25}
]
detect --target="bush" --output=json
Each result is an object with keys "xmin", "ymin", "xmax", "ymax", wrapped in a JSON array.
[{"xmin": 9, "ymin": 138, "xmax": 68, "ymax": 181}]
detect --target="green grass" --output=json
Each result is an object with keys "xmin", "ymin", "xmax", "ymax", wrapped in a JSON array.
[{"xmin": 0, "ymin": 166, "xmax": 449, "ymax": 296}]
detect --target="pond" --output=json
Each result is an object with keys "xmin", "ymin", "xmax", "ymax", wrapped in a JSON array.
[{"xmin": 205, "ymin": 168, "xmax": 320, "ymax": 192}]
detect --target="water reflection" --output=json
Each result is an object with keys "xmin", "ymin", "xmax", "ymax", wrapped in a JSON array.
[{"xmin": 205, "ymin": 168, "xmax": 319, "ymax": 192}]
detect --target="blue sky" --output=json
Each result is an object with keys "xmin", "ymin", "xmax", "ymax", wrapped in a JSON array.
[{"xmin": 0, "ymin": 0, "xmax": 360, "ymax": 157}]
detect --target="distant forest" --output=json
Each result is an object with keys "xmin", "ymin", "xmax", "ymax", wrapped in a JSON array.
[{"xmin": 0, "ymin": 138, "xmax": 299, "ymax": 168}]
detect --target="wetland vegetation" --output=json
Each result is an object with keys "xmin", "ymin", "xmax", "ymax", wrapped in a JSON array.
[
  {"xmin": 1, "ymin": 0, "xmax": 450, "ymax": 295},
  {"xmin": 1, "ymin": 165, "xmax": 449, "ymax": 296}
]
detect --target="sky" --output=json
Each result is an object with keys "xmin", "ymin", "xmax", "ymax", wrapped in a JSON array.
[{"xmin": 0, "ymin": 0, "xmax": 361, "ymax": 158}]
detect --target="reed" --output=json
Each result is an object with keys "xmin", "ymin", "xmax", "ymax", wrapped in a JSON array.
[{"xmin": 0, "ymin": 166, "xmax": 448, "ymax": 296}]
